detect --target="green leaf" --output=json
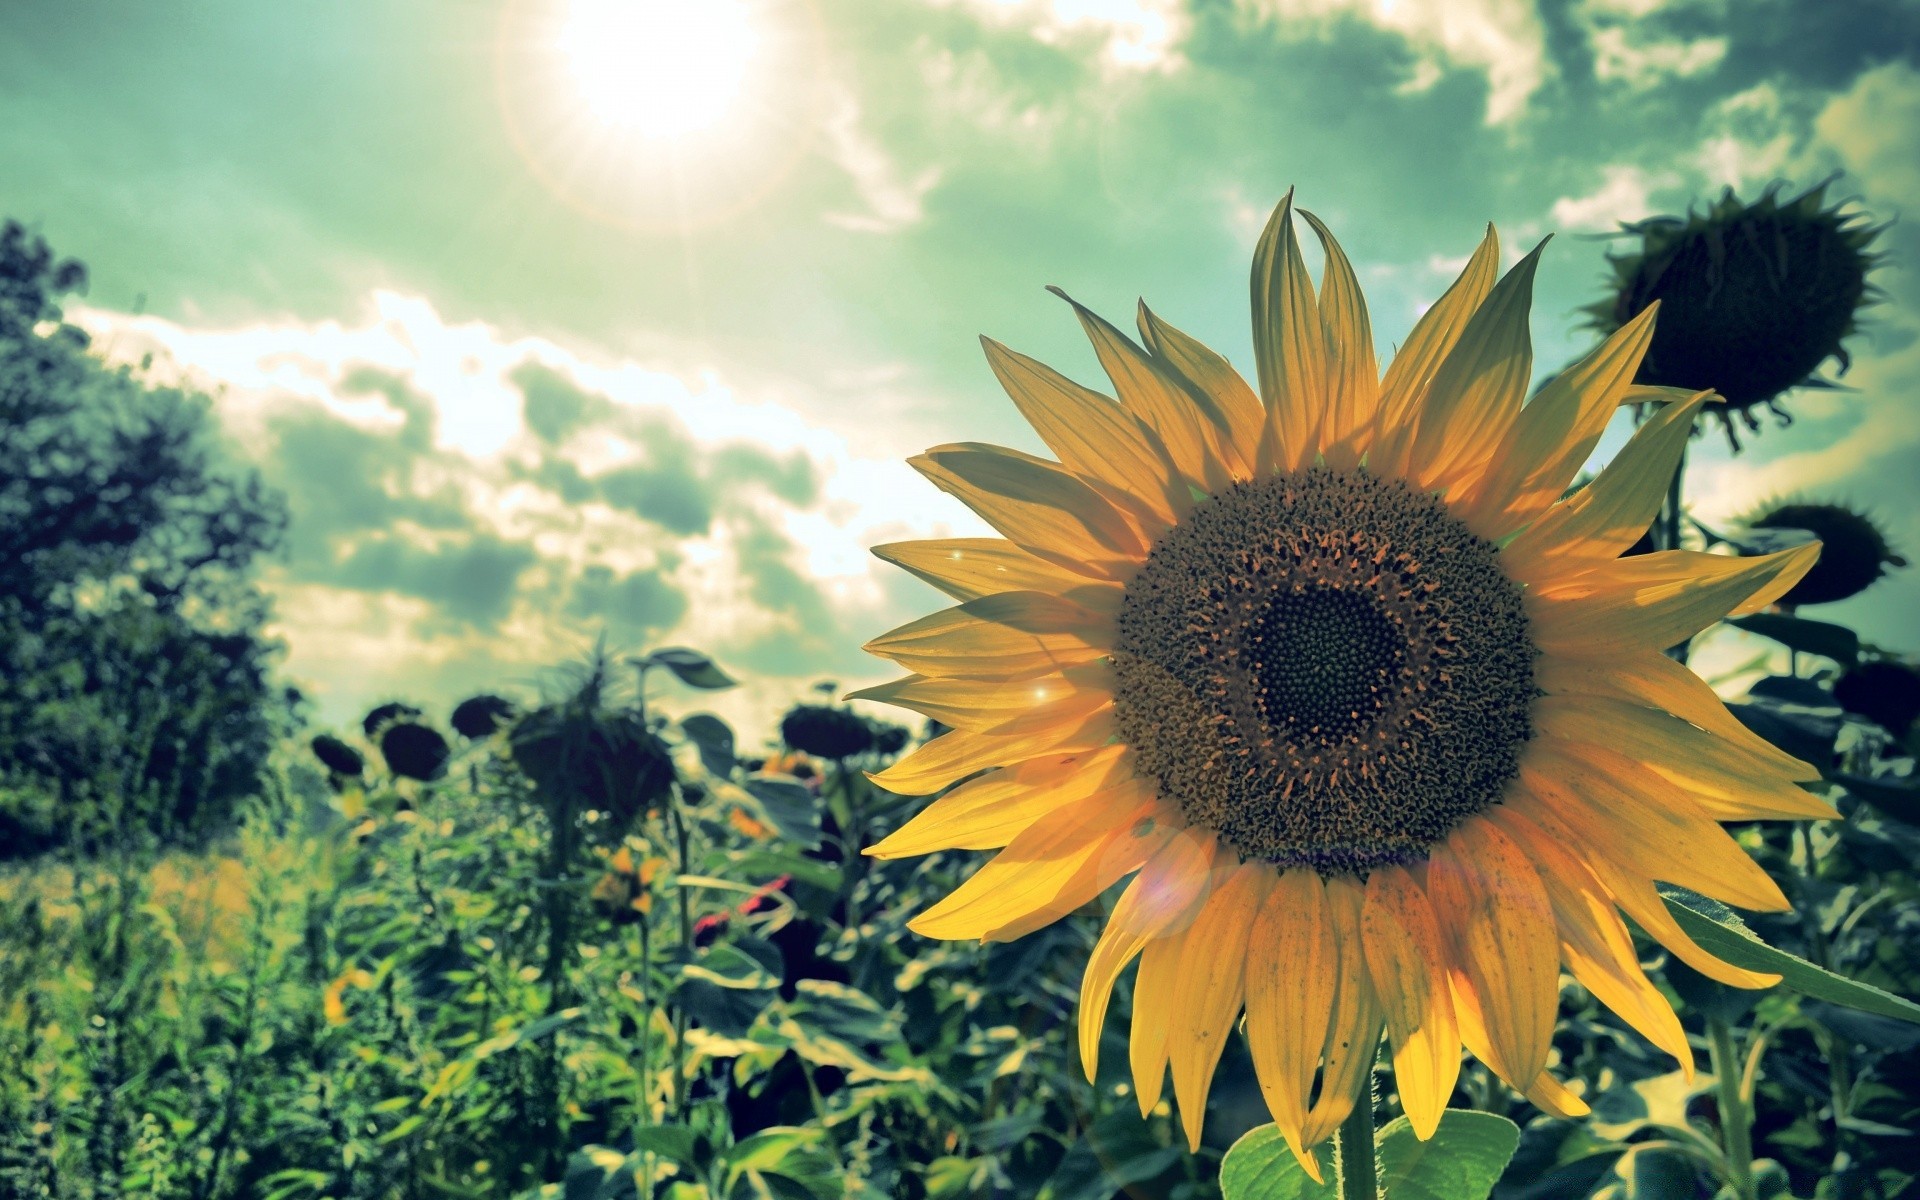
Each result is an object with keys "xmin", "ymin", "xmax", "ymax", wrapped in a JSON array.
[
  {"xmin": 630, "ymin": 1124, "xmax": 704, "ymax": 1171},
  {"xmin": 1376, "ymin": 1111, "xmax": 1521, "ymax": 1200},
  {"xmin": 647, "ymin": 647, "xmax": 738, "ymax": 690},
  {"xmin": 1046, "ymin": 1110, "xmax": 1188, "ymax": 1200},
  {"xmin": 743, "ymin": 777, "xmax": 822, "ymax": 849},
  {"xmin": 681, "ymin": 713, "xmax": 738, "ymax": 778},
  {"xmin": 1834, "ymin": 772, "xmax": 1920, "ymax": 825},
  {"xmin": 1218, "ymin": 1125, "xmax": 1339, "ymax": 1199},
  {"xmin": 1660, "ymin": 887, "xmax": 1920, "ymax": 1024},
  {"xmin": 1727, "ymin": 614, "xmax": 1859, "ymax": 666}
]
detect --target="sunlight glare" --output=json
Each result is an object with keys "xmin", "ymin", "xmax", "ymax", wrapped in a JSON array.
[{"xmin": 557, "ymin": 0, "xmax": 759, "ymax": 138}]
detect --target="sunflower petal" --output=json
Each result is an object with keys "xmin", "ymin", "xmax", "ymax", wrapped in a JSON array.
[
  {"xmin": 980, "ymin": 338, "xmax": 1181, "ymax": 524},
  {"xmin": 1527, "ymin": 543, "xmax": 1821, "ymax": 660},
  {"xmin": 1424, "ymin": 820, "xmax": 1559, "ymax": 1090},
  {"xmin": 1408, "ymin": 240, "xmax": 1547, "ymax": 495},
  {"xmin": 1131, "ymin": 931, "xmax": 1184, "ymax": 1116},
  {"xmin": 907, "ymin": 777, "xmax": 1161, "ymax": 940},
  {"xmin": 1169, "ymin": 864, "xmax": 1270, "ymax": 1149},
  {"xmin": 1520, "ymin": 744, "xmax": 1790, "ymax": 913},
  {"xmin": 847, "ymin": 663, "xmax": 1114, "ymax": 734},
  {"xmin": 1250, "ymin": 189, "xmax": 1326, "ymax": 472},
  {"xmin": 1536, "ymin": 647, "xmax": 1822, "ymax": 784},
  {"xmin": 1500, "ymin": 389, "xmax": 1712, "ymax": 576},
  {"xmin": 984, "ymin": 811, "xmax": 1174, "ymax": 942},
  {"xmin": 865, "ymin": 591, "xmax": 1112, "ymax": 680},
  {"xmin": 1457, "ymin": 301, "xmax": 1659, "ymax": 540},
  {"xmin": 1051, "ymin": 288, "xmax": 1232, "ymax": 497},
  {"xmin": 912, "ymin": 444, "xmax": 1146, "ymax": 576},
  {"xmin": 1137, "ymin": 302, "xmax": 1264, "ymax": 480},
  {"xmin": 873, "ymin": 538, "xmax": 1124, "ymax": 604},
  {"xmin": 867, "ymin": 744, "xmax": 1130, "ymax": 858},
  {"xmin": 1487, "ymin": 805, "xmax": 1694, "ymax": 1075},
  {"xmin": 1245, "ymin": 868, "xmax": 1337, "ymax": 1172},
  {"xmin": 1297, "ymin": 209, "xmax": 1378, "ymax": 472},
  {"xmin": 1371, "ymin": 224, "xmax": 1500, "ymax": 478},
  {"xmin": 1361, "ymin": 865, "xmax": 1460, "ymax": 1140},
  {"xmin": 1080, "ymin": 830, "xmax": 1220, "ymax": 1080},
  {"xmin": 867, "ymin": 712, "xmax": 1117, "ymax": 795},
  {"xmin": 1302, "ymin": 877, "xmax": 1385, "ymax": 1147}
]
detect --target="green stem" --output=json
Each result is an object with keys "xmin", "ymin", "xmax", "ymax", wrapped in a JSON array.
[
  {"xmin": 1337, "ymin": 1080, "xmax": 1378, "ymax": 1200},
  {"xmin": 667, "ymin": 789, "xmax": 695, "ymax": 1119},
  {"xmin": 1708, "ymin": 1015, "xmax": 1757, "ymax": 1200},
  {"xmin": 1658, "ymin": 444, "xmax": 1692, "ymax": 664}
]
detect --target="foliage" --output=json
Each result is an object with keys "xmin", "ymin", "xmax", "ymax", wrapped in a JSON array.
[{"xmin": 0, "ymin": 220, "xmax": 290, "ymax": 858}]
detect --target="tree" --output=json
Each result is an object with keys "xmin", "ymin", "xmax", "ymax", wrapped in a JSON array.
[{"xmin": 0, "ymin": 220, "xmax": 291, "ymax": 857}]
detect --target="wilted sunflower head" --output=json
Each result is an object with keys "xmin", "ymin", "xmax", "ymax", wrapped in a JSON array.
[
  {"xmin": 1588, "ymin": 178, "xmax": 1882, "ymax": 450},
  {"xmin": 310, "ymin": 733, "xmax": 365, "ymax": 779},
  {"xmin": 779, "ymin": 703, "xmax": 875, "ymax": 760},
  {"xmin": 1738, "ymin": 499, "xmax": 1906, "ymax": 607},
  {"xmin": 451, "ymin": 693, "xmax": 517, "ymax": 739},
  {"xmin": 860, "ymin": 190, "xmax": 1831, "ymax": 1174},
  {"xmin": 1834, "ymin": 659, "xmax": 1920, "ymax": 741},
  {"xmin": 380, "ymin": 722, "xmax": 451, "ymax": 782}
]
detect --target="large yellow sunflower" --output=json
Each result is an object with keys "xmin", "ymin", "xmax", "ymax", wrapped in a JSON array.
[{"xmin": 855, "ymin": 192, "xmax": 1832, "ymax": 1175}]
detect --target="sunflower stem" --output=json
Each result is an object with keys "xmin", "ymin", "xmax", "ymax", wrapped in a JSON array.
[
  {"xmin": 1336, "ymin": 1078, "xmax": 1379, "ymax": 1200},
  {"xmin": 1657, "ymin": 444, "xmax": 1692, "ymax": 663},
  {"xmin": 1708, "ymin": 1014, "xmax": 1758, "ymax": 1200}
]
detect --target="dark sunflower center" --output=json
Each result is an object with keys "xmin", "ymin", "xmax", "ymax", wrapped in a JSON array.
[{"xmin": 1111, "ymin": 467, "xmax": 1538, "ymax": 876}]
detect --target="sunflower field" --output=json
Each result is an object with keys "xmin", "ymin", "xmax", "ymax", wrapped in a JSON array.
[{"xmin": 5, "ymin": 182, "xmax": 1920, "ymax": 1200}]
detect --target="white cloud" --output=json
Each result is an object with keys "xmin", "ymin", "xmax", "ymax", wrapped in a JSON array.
[
  {"xmin": 71, "ymin": 294, "xmax": 981, "ymax": 737},
  {"xmin": 1692, "ymin": 83, "xmax": 1796, "ymax": 190},
  {"xmin": 1550, "ymin": 164, "xmax": 1676, "ymax": 230},
  {"xmin": 1812, "ymin": 60, "xmax": 1920, "ymax": 212},
  {"xmin": 1239, "ymin": 0, "xmax": 1550, "ymax": 125},
  {"xmin": 1589, "ymin": 26, "xmax": 1725, "ymax": 87},
  {"xmin": 820, "ymin": 85, "xmax": 944, "ymax": 233},
  {"xmin": 925, "ymin": 0, "xmax": 1189, "ymax": 72}
]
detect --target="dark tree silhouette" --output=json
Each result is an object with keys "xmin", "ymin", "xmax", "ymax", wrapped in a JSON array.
[{"xmin": 0, "ymin": 220, "xmax": 291, "ymax": 858}]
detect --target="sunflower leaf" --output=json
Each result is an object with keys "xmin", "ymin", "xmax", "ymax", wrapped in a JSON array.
[
  {"xmin": 1218, "ymin": 1125, "xmax": 1339, "ymax": 1199},
  {"xmin": 1660, "ymin": 886, "xmax": 1920, "ymax": 1024},
  {"xmin": 1727, "ymin": 614, "xmax": 1860, "ymax": 667},
  {"xmin": 1375, "ymin": 1110, "xmax": 1521, "ymax": 1200}
]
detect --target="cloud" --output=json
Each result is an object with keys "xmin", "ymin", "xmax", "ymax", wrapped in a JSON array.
[
  {"xmin": 72, "ymin": 292, "xmax": 973, "ymax": 735},
  {"xmin": 1812, "ymin": 60, "xmax": 1920, "ymax": 212},
  {"xmin": 1237, "ymin": 0, "xmax": 1550, "ymax": 124},
  {"xmin": 821, "ymin": 85, "xmax": 944, "ymax": 234},
  {"xmin": 923, "ymin": 0, "xmax": 1189, "ymax": 72},
  {"xmin": 1550, "ymin": 164, "xmax": 1677, "ymax": 230},
  {"xmin": 1571, "ymin": 0, "xmax": 1728, "ymax": 89},
  {"xmin": 1691, "ymin": 83, "xmax": 1798, "ymax": 190}
]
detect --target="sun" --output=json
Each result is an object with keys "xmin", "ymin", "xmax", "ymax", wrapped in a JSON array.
[{"xmin": 556, "ymin": 0, "xmax": 759, "ymax": 139}]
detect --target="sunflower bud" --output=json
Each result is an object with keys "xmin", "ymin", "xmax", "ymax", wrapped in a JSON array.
[
  {"xmin": 361, "ymin": 701, "xmax": 424, "ymax": 739},
  {"xmin": 380, "ymin": 722, "xmax": 451, "ymax": 782},
  {"xmin": 779, "ymin": 704, "xmax": 874, "ymax": 760},
  {"xmin": 451, "ymin": 693, "xmax": 517, "ymax": 739},
  {"xmin": 310, "ymin": 733, "xmax": 364, "ymax": 779}
]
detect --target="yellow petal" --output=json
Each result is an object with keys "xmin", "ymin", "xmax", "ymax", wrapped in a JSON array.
[
  {"xmin": 1536, "ymin": 648, "xmax": 1821, "ymax": 785},
  {"xmin": 865, "ymin": 591, "xmax": 1112, "ymax": 681},
  {"xmin": 1407, "ymin": 240, "xmax": 1547, "ymax": 496},
  {"xmin": 1080, "ymin": 830, "xmax": 1220, "ymax": 1079},
  {"xmin": 1137, "ymin": 301, "xmax": 1264, "ymax": 480},
  {"xmin": 1302, "ymin": 877, "xmax": 1385, "ymax": 1148},
  {"xmin": 1052, "ymin": 288, "xmax": 1232, "ymax": 498},
  {"xmin": 1519, "ymin": 744, "xmax": 1790, "ymax": 913},
  {"xmin": 1361, "ymin": 865, "xmax": 1460, "ymax": 1141},
  {"xmin": 1423, "ymin": 819, "xmax": 1560, "ymax": 1090},
  {"xmin": 847, "ymin": 663, "xmax": 1113, "ymax": 733},
  {"xmin": 1169, "ymin": 864, "xmax": 1270, "ymax": 1150},
  {"xmin": 1371, "ymin": 224, "xmax": 1500, "ymax": 479},
  {"xmin": 1456, "ymin": 301, "xmax": 1659, "ymax": 540},
  {"xmin": 906, "ymin": 777, "xmax": 1161, "ymax": 940},
  {"xmin": 1297, "ymin": 209, "xmax": 1378, "ymax": 472},
  {"xmin": 1525, "ymin": 1069, "xmax": 1591, "ymax": 1119},
  {"xmin": 872, "ymin": 537, "xmax": 1123, "ymax": 604},
  {"xmin": 1250, "ymin": 189, "xmax": 1326, "ymax": 472},
  {"xmin": 867, "ymin": 744, "xmax": 1130, "ymax": 858},
  {"xmin": 867, "ymin": 712, "xmax": 1117, "ymax": 796},
  {"xmin": 983, "ymin": 807, "xmax": 1174, "ymax": 942},
  {"xmin": 1534, "ymin": 694, "xmax": 1835, "ymax": 822},
  {"xmin": 1244, "ymin": 868, "xmax": 1337, "ymax": 1173},
  {"xmin": 1486, "ymin": 805, "xmax": 1693, "ymax": 1075},
  {"xmin": 980, "ymin": 337, "xmax": 1181, "ymax": 525},
  {"xmin": 1527, "ymin": 543, "xmax": 1821, "ymax": 661},
  {"xmin": 912, "ymin": 443, "xmax": 1146, "ymax": 577},
  {"xmin": 1500, "ymin": 389, "xmax": 1712, "ymax": 577},
  {"xmin": 1513, "ymin": 787, "xmax": 1780, "ymax": 989},
  {"xmin": 1131, "ymin": 930, "xmax": 1183, "ymax": 1116}
]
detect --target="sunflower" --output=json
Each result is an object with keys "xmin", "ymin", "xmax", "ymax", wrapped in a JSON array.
[{"xmin": 856, "ymin": 192, "xmax": 1833, "ymax": 1176}]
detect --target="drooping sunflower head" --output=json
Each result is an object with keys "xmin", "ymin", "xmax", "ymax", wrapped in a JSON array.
[
  {"xmin": 861, "ymin": 191, "xmax": 1830, "ymax": 1173},
  {"xmin": 1737, "ymin": 498, "xmax": 1907, "ymax": 607},
  {"xmin": 1587, "ymin": 178, "xmax": 1883, "ymax": 450}
]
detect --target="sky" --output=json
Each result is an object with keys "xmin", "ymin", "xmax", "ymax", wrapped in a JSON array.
[{"xmin": 3, "ymin": 0, "xmax": 1918, "ymax": 744}]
